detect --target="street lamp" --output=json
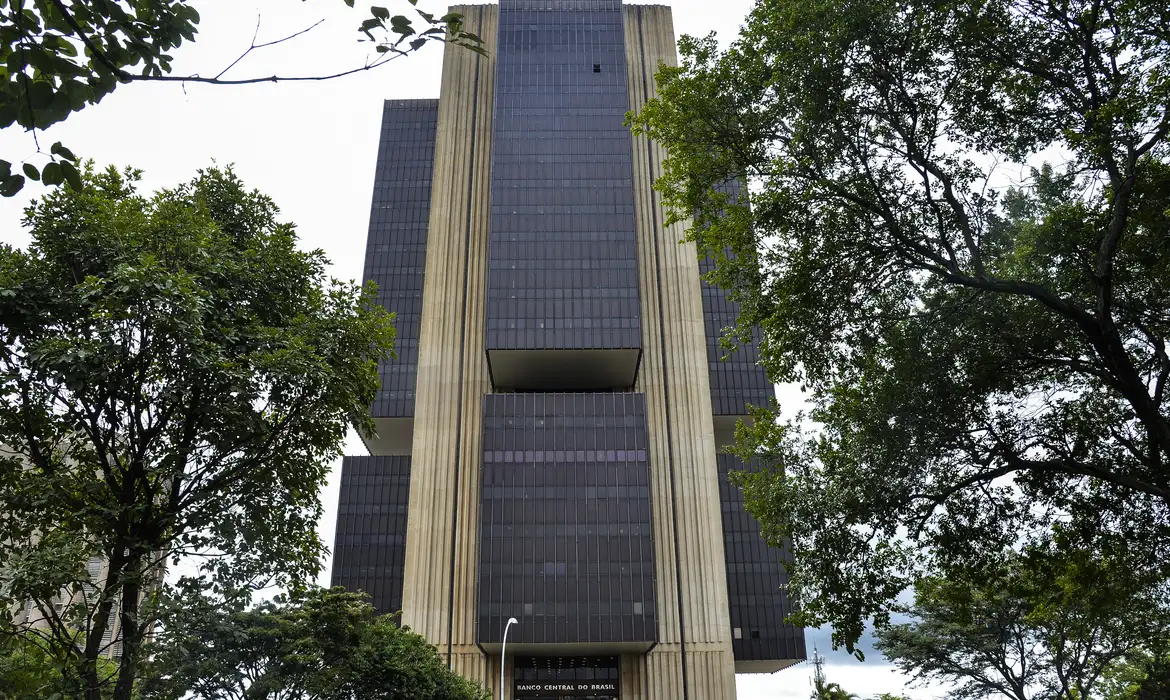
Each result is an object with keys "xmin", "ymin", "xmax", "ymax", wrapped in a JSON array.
[{"xmin": 500, "ymin": 617, "xmax": 519, "ymax": 700}]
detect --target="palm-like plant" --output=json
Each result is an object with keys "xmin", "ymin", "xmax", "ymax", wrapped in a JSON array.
[{"xmin": 811, "ymin": 650, "xmax": 860, "ymax": 700}]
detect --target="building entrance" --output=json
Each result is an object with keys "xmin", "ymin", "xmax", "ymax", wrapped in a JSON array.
[{"xmin": 513, "ymin": 656, "xmax": 619, "ymax": 700}]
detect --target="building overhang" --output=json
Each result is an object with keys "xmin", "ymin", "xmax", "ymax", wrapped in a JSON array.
[
  {"xmin": 478, "ymin": 641, "xmax": 656, "ymax": 656},
  {"xmin": 487, "ymin": 348, "xmax": 641, "ymax": 391},
  {"xmin": 713, "ymin": 414, "xmax": 752, "ymax": 449},
  {"xmin": 360, "ymin": 417, "xmax": 414, "ymax": 456},
  {"xmin": 734, "ymin": 658, "xmax": 804, "ymax": 674}
]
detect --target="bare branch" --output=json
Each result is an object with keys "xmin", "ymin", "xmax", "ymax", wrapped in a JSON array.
[{"xmin": 214, "ymin": 17, "xmax": 327, "ymax": 81}]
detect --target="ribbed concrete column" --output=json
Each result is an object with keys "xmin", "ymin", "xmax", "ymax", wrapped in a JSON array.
[
  {"xmin": 484, "ymin": 654, "xmax": 516, "ymax": 700},
  {"xmin": 401, "ymin": 5, "xmax": 497, "ymax": 683},
  {"xmin": 625, "ymin": 4, "xmax": 738, "ymax": 699},
  {"xmin": 620, "ymin": 652, "xmax": 648, "ymax": 697}
]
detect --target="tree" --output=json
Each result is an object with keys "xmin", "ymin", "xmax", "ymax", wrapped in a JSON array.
[
  {"xmin": 0, "ymin": 0, "xmax": 484, "ymax": 196},
  {"xmin": 1099, "ymin": 651, "xmax": 1170, "ymax": 700},
  {"xmin": 139, "ymin": 587, "xmax": 489, "ymax": 700},
  {"xmin": 1134, "ymin": 660, "xmax": 1170, "ymax": 700},
  {"xmin": 0, "ymin": 627, "xmax": 120, "ymax": 699},
  {"xmin": 0, "ymin": 164, "xmax": 395, "ymax": 700},
  {"xmin": 811, "ymin": 650, "xmax": 859, "ymax": 700},
  {"xmin": 875, "ymin": 549, "xmax": 1168, "ymax": 700},
  {"xmin": 630, "ymin": 0, "xmax": 1170, "ymax": 654}
]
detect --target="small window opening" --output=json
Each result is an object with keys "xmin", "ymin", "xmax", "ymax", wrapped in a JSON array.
[
  {"xmin": 593, "ymin": 64, "xmax": 601, "ymax": 73},
  {"xmin": 750, "ymin": 629, "xmax": 761, "ymax": 639}
]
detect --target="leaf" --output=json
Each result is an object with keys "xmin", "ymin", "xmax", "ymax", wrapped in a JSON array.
[
  {"xmin": 59, "ymin": 159, "xmax": 82, "ymax": 190},
  {"xmin": 28, "ymin": 81, "xmax": 56, "ymax": 110},
  {"xmin": 0, "ymin": 174, "xmax": 26, "ymax": 197},
  {"xmin": 50, "ymin": 141, "xmax": 76, "ymax": 162},
  {"xmin": 0, "ymin": 102, "xmax": 19, "ymax": 129},
  {"xmin": 343, "ymin": 0, "xmax": 355, "ymax": 6},
  {"xmin": 22, "ymin": 163, "xmax": 39, "ymax": 181},
  {"xmin": 0, "ymin": 160, "xmax": 9, "ymax": 178},
  {"xmin": 41, "ymin": 161, "xmax": 63, "ymax": 186},
  {"xmin": 370, "ymin": 6, "xmax": 389, "ymax": 20},
  {"xmin": 409, "ymin": 38, "xmax": 427, "ymax": 51}
]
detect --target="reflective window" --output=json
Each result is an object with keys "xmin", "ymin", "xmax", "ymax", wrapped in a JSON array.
[
  {"xmin": 485, "ymin": 0, "xmax": 642, "ymax": 356},
  {"xmin": 331, "ymin": 455, "xmax": 412, "ymax": 615},
  {"xmin": 478, "ymin": 392, "xmax": 657, "ymax": 645},
  {"xmin": 365, "ymin": 100, "xmax": 438, "ymax": 419}
]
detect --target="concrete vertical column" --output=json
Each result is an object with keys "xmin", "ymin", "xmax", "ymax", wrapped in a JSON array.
[
  {"xmin": 447, "ymin": 2, "xmax": 499, "ymax": 673},
  {"xmin": 624, "ymin": 5, "xmax": 738, "ymax": 700},
  {"xmin": 485, "ymin": 653, "xmax": 516, "ymax": 700},
  {"xmin": 401, "ymin": 2, "xmax": 497, "ymax": 682}
]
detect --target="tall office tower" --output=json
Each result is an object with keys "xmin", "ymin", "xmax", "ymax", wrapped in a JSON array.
[{"xmin": 330, "ymin": 2, "xmax": 807, "ymax": 698}]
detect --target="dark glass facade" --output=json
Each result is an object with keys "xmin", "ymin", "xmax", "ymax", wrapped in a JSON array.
[
  {"xmin": 698, "ymin": 179, "xmax": 773, "ymax": 417},
  {"xmin": 366, "ymin": 99, "xmax": 438, "ymax": 418},
  {"xmin": 478, "ymin": 393, "xmax": 656, "ymax": 647},
  {"xmin": 331, "ymin": 455, "xmax": 411, "ymax": 614},
  {"xmin": 699, "ymin": 257, "xmax": 773, "ymax": 416},
  {"xmin": 486, "ymin": 0, "xmax": 641, "ymax": 389},
  {"xmin": 331, "ymin": 100, "xmax": 436, "ymax": 609},
  {"xmin": 718, "ymin": 455, "xmax": 805, "ymax": 662},
  {"xmin": 699, "ymin": 179, "xmax": 806, "ymax": 665}
]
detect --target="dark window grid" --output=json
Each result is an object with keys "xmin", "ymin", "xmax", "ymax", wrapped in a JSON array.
[
  {"xmin": 716, "ymin": 453, "xmax": 806, "ymax": 661},
  {"xmin": 696, "ymin": 178, "xmax": 776, "ymax": 415},
  {"xmin": 486, "ymin": 6, "xmax": 641, "ymax": 358},
  {"xmin": 478, "ymin": 393, "xmax": 655, "ymax": 644},
  {"xmin": 362, "ymin": 100, "xmax": 437, "ymax": 420},
  {"xmin": 332, "ymin": 456, "xmax": 412, "ymax": 614}
]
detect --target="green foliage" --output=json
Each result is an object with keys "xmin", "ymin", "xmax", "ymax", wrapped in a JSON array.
[
  {"xmin": 1099, "ymin": 651, "xmax": 1170, "ymax": 700},
  {"xmin": 0, "ymin": 629, "xmax": 119, "ymax": 700},
  {"xmin": 0, "ymin": 0, "xmax": 483, "ymax": 196},
  {"xmin": 875, "ymin": 550, "xmax": 1168, "ymax": 700},
  {"xmin": 0, "ymin": 164, "xmax": 395, "ymax": 700},
  {"xmin": 0, "ymin": 630, "xmax": 68, "ymax": 700},
  {"xmin": 630, "ymin": 0, "xmax": 1170, "ymax": 655},
  {"xmin": 139, "ymin": 587, "xmax": 489, "ymax": 700},
  {"xmin": 811, "ymin": 651, "xmax": 860, "ymax": 700}
]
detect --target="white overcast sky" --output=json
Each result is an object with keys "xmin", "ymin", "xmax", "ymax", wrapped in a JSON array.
[{"xmin": 0, "ymin": 2, "xmax": 936, "ymax": 698}]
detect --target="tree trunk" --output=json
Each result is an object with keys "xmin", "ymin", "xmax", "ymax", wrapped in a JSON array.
[
  {"xmin": 84, "ymin": 545, "xmax": 128, "ymax": 700},
  {"xmin": 112, "ymin": 551, "xmax": 146, "ymax": 700}
]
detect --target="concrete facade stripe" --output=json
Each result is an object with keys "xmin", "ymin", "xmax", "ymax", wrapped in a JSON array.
[
  {"xmin": 625, "ymin": 5, "xmax": 737, "ymax": 699},
  {"xmin": 449, "ymin": 5, "xmax": 498, "ymax": 659},
  {"xmin": 402, "ymin": 4, "xmax": 497, "ymax": 659},
  {"xmin": 625, "ymin": 4, "xmax": 681, "ymax": 650}
]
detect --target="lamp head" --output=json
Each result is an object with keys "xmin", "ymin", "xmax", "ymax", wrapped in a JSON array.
[{"xmin": 507, "ymin": 617, "xmax": 519, "ymax": 625}]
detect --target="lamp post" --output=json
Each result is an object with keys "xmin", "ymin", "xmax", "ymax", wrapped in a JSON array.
[{"xmin": 500, "ymin": 617, "xmax": 518, "ymax": 700}]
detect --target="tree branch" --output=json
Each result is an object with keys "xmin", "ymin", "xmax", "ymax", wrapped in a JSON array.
[
  {"xmin": 214, "ymin": 17, "xmax": 327, "ymax": 81},
  {"xmin": 46, "ymin": 0, "xmax": 424, "ymax": 88}
]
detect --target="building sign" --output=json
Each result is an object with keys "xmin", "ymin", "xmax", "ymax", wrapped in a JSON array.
[{"xmin": 514, "ymin": 681, "xmax": 619, "ymax": 697}]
